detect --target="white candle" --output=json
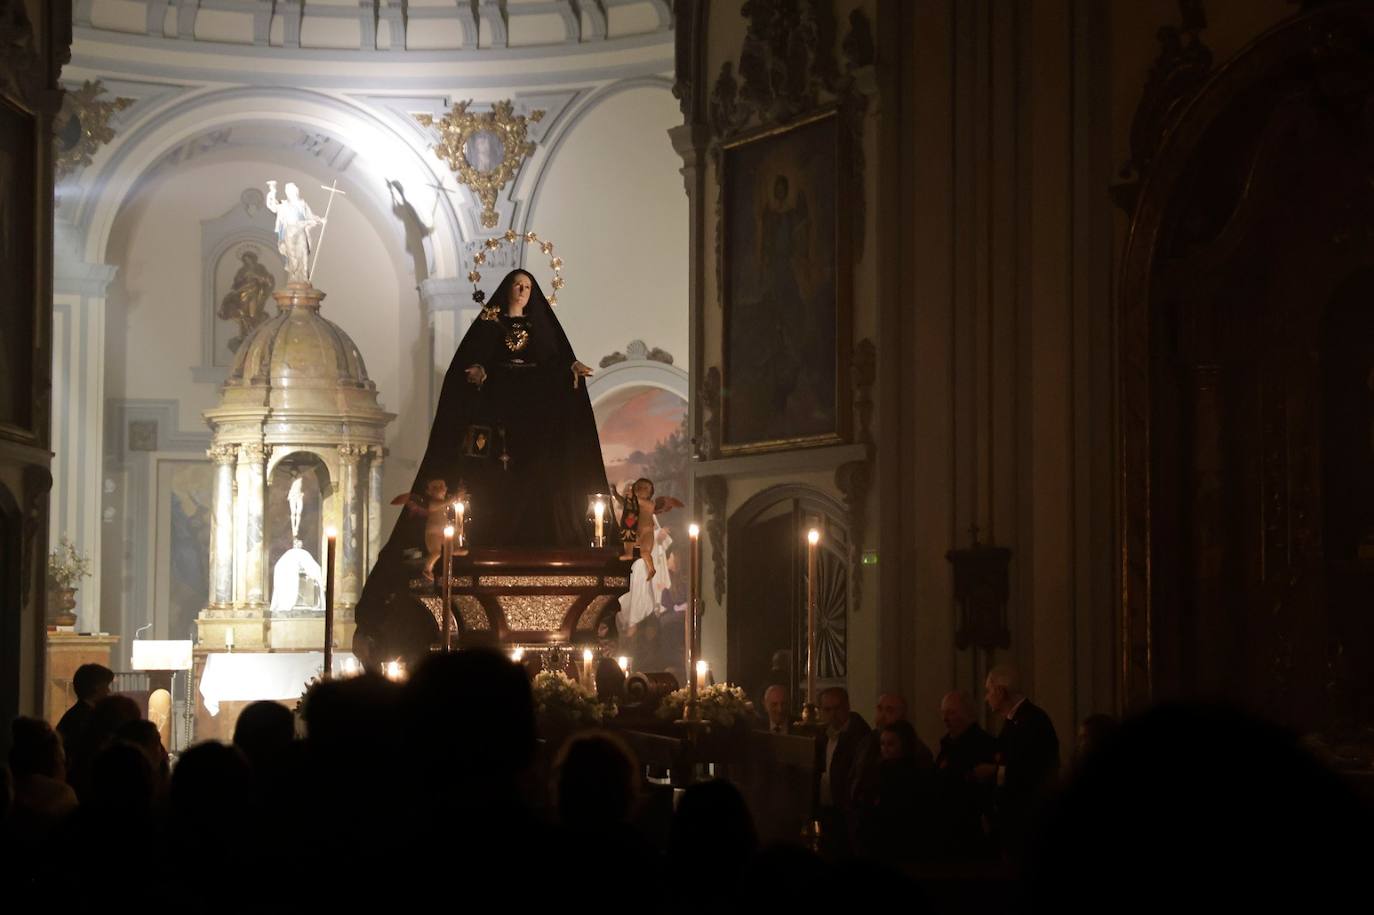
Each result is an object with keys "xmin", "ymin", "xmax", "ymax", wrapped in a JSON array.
[
  {"xmin": 687, "ymin": 523, "xmax": 700, "ymax": 710},
  {"xmin": 696, "ymin": 659, "xmax": 709, "ymax": 692},
  {"xmin": 806, "ymin": 527, "xmax": 820, "ymax": 708},
  {"xmin": 454, "ymin": 501, "xmax": 465, "ymax": 548},
  {"xmin": 511, "ymin": 647, "xmax": 524, "ymax": 662},
  {"xmin": 617, "ymin": 655, "xmax": 630, "ymax": 675},
  {"xmin": 593, "ymin": 498, "xmax": 605, "ymax": 547},
  {"xmin": 582, "ymin": 648, "xmax": 594, "ymax": 688}
]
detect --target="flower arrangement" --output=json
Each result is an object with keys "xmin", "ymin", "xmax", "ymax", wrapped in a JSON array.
[
  {"xmin": 47, "ymin": 537, "xmax": 92, "ymax": 589},
  {"xmin": 531, "ymin": 670, "xmax": 613, "ymax": 728},
  {"xmin": 656, "ymin": 683, "xmax": 755, "ymax": 728}
]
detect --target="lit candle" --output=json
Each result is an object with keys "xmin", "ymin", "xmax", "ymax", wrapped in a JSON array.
[
  {"xmin": 696, "ymin": 659, "xmax": 709, "ymax": 692},
  {"xmin": 582, "ymin": 648, "xmax": 594, "ymax": 689},
  {"xmin": 343, "ymin": 657, "xmax": 358, "ymax": 676},
  {"xmin": 325, "ymin": 526, "xmax": 337, "ymax": 678},
  {"xmin": 454, "ymin": 501, "xmax": 466, "ymax": 548},
  {"xmin": 593, "ymin": 498, "xmax": 606, "ymax": 548},
  {"xmin": 511, "ymin": 646, "xmax": 525, "ymax": 662},
  {"xmin": 687, "ymin": 523, "xmax": 700, "ymax": 713},
  {"xmin": 442, "ymin": 524, "xmax": 455, "ymax": 651},
  {"xmin": 617, "ymin": 655, "xmax": 630, "ymax": 675},
  {"xmin": 386, "ymin": 660, "xmax": 401, "ymax": 681},
  {"xmin": 806, "ymin": 527, "xmax": 820, "ymax": 710}
]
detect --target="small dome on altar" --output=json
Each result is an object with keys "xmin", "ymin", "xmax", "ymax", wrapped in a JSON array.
[{"xmin": 226, "ymin": 285, "xmax": 373, "ymax": 391}]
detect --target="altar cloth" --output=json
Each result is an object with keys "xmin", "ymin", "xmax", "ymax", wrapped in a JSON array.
[{"xmin": 199, "ymin": 652, "xmax": 356, "ymax": 715}]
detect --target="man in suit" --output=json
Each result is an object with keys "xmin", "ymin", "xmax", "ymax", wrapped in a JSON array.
[
  {"xmin": 759, "ymin": 684, "xmax": 791, "ymax": 735},
  {"xmin": 55, "ymin": 663, "xmax": 113, "ymax": 756},
  {"xmin": 935, "ymin": 689, "xmax": 998, "ymax": 856},
  {"xmin": 974, "ymin": 664, "xmax": 1060, "ymax": 854},
  {"xmin": 813, "ymin": 686, "xmax": 869, "ymax": 855}
]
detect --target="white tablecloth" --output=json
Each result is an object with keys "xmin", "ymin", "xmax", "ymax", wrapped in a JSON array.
[{"xmin": 198, "ymin": 652, "xmax": 356, "ymax": 716}]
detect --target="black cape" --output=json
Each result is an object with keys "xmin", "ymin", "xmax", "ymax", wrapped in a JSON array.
[{"xmin": 354, "ymin": 269, "xmax": 614, "ymax": 660}]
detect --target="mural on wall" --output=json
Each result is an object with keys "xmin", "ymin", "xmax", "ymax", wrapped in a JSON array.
[
  {"xmin": 720, "ymin": 110, "xmax": 851, "ymax": 454},
  {"xmin": 594, "ymin": 388, "xmax": 690, "ymax": 672},
  {"xmin": 213, "ymin": 241, "xmax": 281, "ymax": 358},
  {"xmin": 166, "ymin": 462, "xmax": 212, "ymax": 641}
]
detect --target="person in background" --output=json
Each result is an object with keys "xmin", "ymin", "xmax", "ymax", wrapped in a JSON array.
[
  {"xmin": 55, "ymin": 663, "xmax": 113, "ymax": 758},
  {"xmin": 760, "ymin": 684, "xmax": 791, "ymax": 735},
  {"xmin": 934, "ymin": 689, "xmax": 998, "ymax": 857},
  {"xmin": 974, "ymin": 664, "xmax": 1060, "ymax": 854},
  {"xmin": 813, "ymin": 686, "xmax": 870, "ymax": 857}
]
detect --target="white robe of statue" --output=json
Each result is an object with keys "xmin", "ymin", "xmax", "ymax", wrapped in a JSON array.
[
  {"xmin": 617, "ymin": 516, "xmax": 673, "ymax": 631},
  {"xmin": 270, "ymin": 546, "xmax": 326, "ymax": 614}
]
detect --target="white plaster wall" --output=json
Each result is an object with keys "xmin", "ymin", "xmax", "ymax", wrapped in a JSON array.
[
  {"xmin": 526, "ymin": 85, "xmax": 688, "ymax": 370},
  {"xmin": 104, "ymin": 156, "xmax": 416, "ymax": 501}
]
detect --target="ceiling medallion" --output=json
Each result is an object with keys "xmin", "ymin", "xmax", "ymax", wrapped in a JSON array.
[
  {"xmin": 54, "ymin": 80, "xmax": 133, "ymax": 179},
  {"xmin": 416, "ymin": 100, "xmax": 544, "ymax": 229}
]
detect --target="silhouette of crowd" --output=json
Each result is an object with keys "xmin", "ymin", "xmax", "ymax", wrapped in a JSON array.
[{"xmin": 3, "ymin": 653, "xmax": 1371, "ymax": 911}]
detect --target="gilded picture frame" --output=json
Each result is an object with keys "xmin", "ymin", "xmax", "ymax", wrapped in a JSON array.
[
  {"xmin": 719, "ymin": 107, "xmax": 852, "ymax": 456},
  {"xmin": 0, "ymin": 93, "xmax": 41, "ymax": 443}
]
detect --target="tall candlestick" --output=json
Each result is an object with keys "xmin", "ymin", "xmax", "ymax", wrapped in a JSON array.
[
  {"xmin": 442, "ymin": 525, "xmax": 455, "ymax": 651},
  {"xmin": 806, "ymin": 527, "xmax": 819, "ymax": 709},
  {"xmin": 324, "ymin": 528, "xmax": 337, "ymax": 678},
  {"xmin": 687, "ymin": 523, "xmax": 700, "ymax": 714}
]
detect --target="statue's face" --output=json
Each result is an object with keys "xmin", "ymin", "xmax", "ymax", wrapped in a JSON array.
[
  {"xmin": 508, "ymin": 273, "xmax": 532, "ymax": 311},
  {"xmin": 285, "ymin": 182, "xmax": 300, "ymax": 201}
]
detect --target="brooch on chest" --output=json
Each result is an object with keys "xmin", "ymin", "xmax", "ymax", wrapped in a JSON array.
[{"xmin": 504, "ymin": 327, "xmax": 530, "ymax": 352}]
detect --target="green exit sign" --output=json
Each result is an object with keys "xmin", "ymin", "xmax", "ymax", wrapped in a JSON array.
[{"xmin": 861, "ymin": 550, "xmax": 878, "ymax": 566}]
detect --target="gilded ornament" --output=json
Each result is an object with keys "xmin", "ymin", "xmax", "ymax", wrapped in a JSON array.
[
  {"xmin": 469, "ymin": 231, "xmax": 567, "ymax": 307},
  {"xmin": 54, "ymin": 80, "xmax": 133, "ymax": 179},
  {"xmin": 504, "ymin": 327, "xmax": 530, "ymax": 353},
  {"xmin": 499, "ymin": 595, "xmax": 574, "ymax": 632},
  {"xmin": 416, "ymin": 100, "xmax": 545, "ymax": 229}
]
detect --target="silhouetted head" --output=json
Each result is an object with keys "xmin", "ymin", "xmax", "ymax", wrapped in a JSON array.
[
  {"xmin": 8, "ymin": 717, "xmax": 64, "ymax": 780},
  {"xmin": 233, "ymin": 700, "xmax": 296, "ymax": 770},
  {"xmin": 72, "ymin": 663, "xmax": 114, "ymax": 704},
  {"xmin": 553, "ymin": 732, "xmax": 639, "ymax": 829}
]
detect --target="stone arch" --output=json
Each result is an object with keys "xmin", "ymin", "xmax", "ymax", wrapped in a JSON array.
[{"xmin": 728, "ymin": 484, "xmax": 850, "ymax": 710}]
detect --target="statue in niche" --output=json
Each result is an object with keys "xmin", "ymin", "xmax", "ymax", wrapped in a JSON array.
[
  {"xmin": 265, "ymin": 180, "xmax": 323, "ymax": 285},
  {"xmin": 269, "ymin": 472, "xmax": 326, "ymax": 614},
  {"xmin": 270, "ymin": 539, "xmax": 326, "ymax": 615},
  {"xmin": 217, "ymin": 249, "xmax": 276, "ymax": 351},
  {"xmin": 287, "ymin": 475, "xmax": 305, "ymax": 539}
]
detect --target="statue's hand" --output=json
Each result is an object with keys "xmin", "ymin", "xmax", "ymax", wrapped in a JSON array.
[
  {"xmin": 465, "ymin": 364, "xmax": 487, "ymax": 387},
  {"xmin": 571, "ymin": 360, "xmax": 594, "ymax": 389}
]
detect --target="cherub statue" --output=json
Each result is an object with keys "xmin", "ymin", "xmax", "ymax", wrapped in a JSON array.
[
  {"xmin": 610, "ymin": 477, "xmax": 683, "ymax": 581},
  {"xmin": 391, "ymin": 478, "xmax": 462, "ymax": 581}
]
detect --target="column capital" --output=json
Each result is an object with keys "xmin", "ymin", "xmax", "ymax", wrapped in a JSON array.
[
  {"xmin": 338, "ymin": 443, "xmax": 368, "ymax": 461},
  {"xmin": 240, "ymin": 442, "xmax": 270, "ymax": 463},
  {"xmin": 207, "ymin": 444, "xmax": 238, "ymax": 465}
]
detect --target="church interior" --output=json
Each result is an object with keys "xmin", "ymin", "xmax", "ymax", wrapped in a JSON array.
[{"xmin": 3, "ymin": 0, "xmax": 1374, "ymax": 907}]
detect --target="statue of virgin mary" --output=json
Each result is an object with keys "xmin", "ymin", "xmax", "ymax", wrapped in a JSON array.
[{"xmin": 354, "ymin": 268, "xmax": 615, "ymax": 659}]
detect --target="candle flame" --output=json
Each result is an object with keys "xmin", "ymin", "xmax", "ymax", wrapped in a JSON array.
[
  {"xmin": 617, "ymin": 656, "xmax": 629, "ymax": 672},
  {"xmin": 443, "ymin": 525, "xmax": 455, "ymax": 538},
  {"xmin": 689, "ymin": 523, "xmax": 700, "ymax": 538},
  {"xmin": 582, "ymin": 648, "xmax": 593, "ymax": 663},
  {"xmin": 326, "ymin": 527, "xmax": 338, "ymax": 539},
  {"xmin": 807, "ymin": 528, "xmax": 820, "ymax": 545},
  {"xmin": 696, "ymin": 659, "xmax": 708, "ymax": 675},
  {"xmin": 511, "ymin": 647, "xmax": 524, "ymax": 662}
]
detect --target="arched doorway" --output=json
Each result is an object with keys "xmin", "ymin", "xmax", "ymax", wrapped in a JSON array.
[
  {"xmin": 1121, "ymin": 4, "xmax": 1374, "ymax": 732},
  {"xmin": 728, "ymin": 486, "xmax": 849, "ymax": 710}
]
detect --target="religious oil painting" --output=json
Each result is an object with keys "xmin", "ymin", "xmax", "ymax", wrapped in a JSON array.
[
  {"xmin": 594, "ymin": 387, "xmax": 690, "ymax": 670},
  {"xmin": 161, "ymin": 461, "xmax": 213, "ymax": 641},
  {"xmin": 0, "ymin": 98, "xmax": 38, "ymax": 435},
  {"xmin": 212, "ymin": 240, "xmax": 282, "ymax": 363},
  {"xmin": 720, "ymin": 109, "xmax": 851, "ymax": 454}
]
